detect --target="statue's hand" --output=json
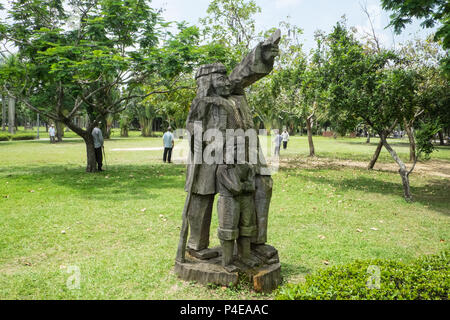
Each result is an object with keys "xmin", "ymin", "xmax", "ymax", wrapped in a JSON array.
[
  {"xmin": 261, "ymin": 29, "xmax": 281, "ymax": 63},
  {"xmin": 262, "ymin": 44, "xmax": 279, "ymax": 62}
]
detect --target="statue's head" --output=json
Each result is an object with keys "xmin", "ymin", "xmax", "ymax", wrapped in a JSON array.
[{"xmin": 195, "ymin": 63, "xmax": 231, "ymax": 98}]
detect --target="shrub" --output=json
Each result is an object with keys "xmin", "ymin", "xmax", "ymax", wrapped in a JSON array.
[
  {"xmin": 0, "ymin": 132, "xmax": 36, "ymax": 141},
  {"xmin": 0, "ymin": 133, "xmax": 10, "ymax": 141},
  {"xmin": 276, "ymin": 251, "xmax": 449, "ymax": 300},
  {"xmin": 11, "ymin": 133, "xmax": 36, "ymax": 141}
]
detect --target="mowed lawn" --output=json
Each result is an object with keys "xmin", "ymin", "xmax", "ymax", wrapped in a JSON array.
[{"xmin": 0, "ymin": 135, "xmax": 449, "ymax": 299}]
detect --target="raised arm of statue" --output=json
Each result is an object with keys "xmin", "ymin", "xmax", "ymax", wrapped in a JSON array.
[{"xmin": 229, "ymin": 29, "xmax": 281, "ymax": 91}]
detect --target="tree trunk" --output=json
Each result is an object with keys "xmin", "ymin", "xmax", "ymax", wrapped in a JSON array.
[
  {"xmin": 368, "ymin": 139, "xmax": 383, "ymax": 170},
  {"xmin": 306, "ymin": 115, "xmax": 315, "ymax": 157},
  {"xmin": 8, "ymin": 96, "xmax": 15, "ymax": 135},
  {"xmin": 2, "ymin": 95, "xmax": 6, "ymax": 131},
  {"xmin": 380, "ymin": 133, "xmax": 413, "ymax": 202},
  {"xmin": 404, "ymin": 122, "xmax": 416, "ymax": 162},
  {"xmin": 366, "ymin": 132, "xmax": 370, "ymax": 144},
  {"xmin": 438, "ymin": 130, "xmax": 445, "ymax": 146},
  {"xmin": 263, "ymin": 119, "xmax": 272, "ymax": 134},
  {"xmin": 56, "ymin": 121, "xmax": 63, "ymax": 142},
  {"xmin": 121, "ymin": 126, "xmax": 129, "ymax": 137},
  {"xmin": 62, "ymin": 118, "xmax": 98, "ymax": 173},
  {"xmin": 140, "ymin": 117, "xmax": 153, "ymax": 137},
  {"xmin": 83, "ymin": 134, "xmax": 98, "ymax": 173}
]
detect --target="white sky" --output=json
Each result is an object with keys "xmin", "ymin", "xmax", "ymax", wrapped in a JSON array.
[{"xmin": 151, "ymin": 0, "xmax": 438, "ymax": 53}]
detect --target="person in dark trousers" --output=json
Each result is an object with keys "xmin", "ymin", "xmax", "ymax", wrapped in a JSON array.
[
  {"xmin": 92, "ymin": 123, "xmax": 104, "ymax": 171},
  {"xmin": 49, "ymin": 124, "xmax": 56, "ymax": 143},
  {"xmin": 163, "ymin": 127, "xmax": 174, "ymax": 163},
  {"xmin": 282, "ymin": 129, "xmax": 289, "ymax": 150},
  {"xmin": 273, "ymin": 131, "xmax": 282, "ymax": 156}
]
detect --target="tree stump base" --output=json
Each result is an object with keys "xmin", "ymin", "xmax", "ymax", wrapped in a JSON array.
[{"xmin": 174, "ymin": 244, "xmax": 282, "ymax": 293}]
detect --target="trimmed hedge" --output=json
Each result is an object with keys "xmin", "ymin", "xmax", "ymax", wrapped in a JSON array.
[
  {"xmin": 276, "ymin": 251, "xmax": 449, "ymax": 300},
  {"xmin": 0, "ymin": 133, "xmax": 9, "ymax": 141},
  {"xmin": 0, "ymin": 132, "xmax": 36, "ymax": 141},
  {"xmin": 11, "ymin": 133, "xmax": 36, "ymax": 140}
]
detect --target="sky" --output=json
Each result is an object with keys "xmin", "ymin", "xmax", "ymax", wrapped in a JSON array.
[{"xmin": 150, "ymin": 0, "xmax": 438, "ymax": 53}]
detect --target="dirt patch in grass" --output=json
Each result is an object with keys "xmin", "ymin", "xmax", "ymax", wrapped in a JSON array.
[{"xmin": 280, "ymin": 157, "xmax": 450, "ymax": 178}]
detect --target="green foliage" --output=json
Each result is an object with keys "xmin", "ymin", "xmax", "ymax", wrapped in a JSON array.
[
  {"xmin": 380, "ymin": 0, "xmax": 450, "ymax": 75},
  {"xmin": 0, "ymin": 132, "xmax": 36, "ymax": 141},
  {"xmin": 416, "ymin": 120, "xmax": 442, "ymax": 159},
  {"xmin": 324, "ymin": 21, "xmax": 399, "ymax": 135},
  {"xmin": 0, "ymin": 0, "xmax": 207, "ymax": 141},
  {"xmin": 200, "ymin": 0, "xmax": 261, "ymax": 61},
  {"xmin": 276, "ymin": 251, "xmax": 449, "ymax": 300},
  {"xmin": 0, "ymin": 132, "xmax": 10, "ymax": 141}
]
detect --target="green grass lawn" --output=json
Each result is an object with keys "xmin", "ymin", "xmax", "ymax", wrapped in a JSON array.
[{"xmin": 0, "ymin": 135, "xmax": 449, "ymax": 299}]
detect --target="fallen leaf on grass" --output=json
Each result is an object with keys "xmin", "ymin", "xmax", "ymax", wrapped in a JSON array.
[
  {"xmin": 322, "ymin": 260, "xmax": 330, "ymax": 265},
  {"xmin": 29, "ymin": 190, "xmax": 35, "ymax": 193},
  {"xmin": 141, "ymin": 208, "xmax": 147, "ymax": 212},
  {"xmin": 440, "ymin": 239, "xmax": 445, "ymax": 243},
  {"xmin": 356, "ymin": 229, "xmax": 363, "ymax": 233},
  {"xmin": 318, "ymin": 235, "xmax": 326, "ymax": 240},
  {"xmin": 370, "ymin": 227, "xmax": 379, "ymax": 231},
  {"xmin": 3, "ymin": 195, "xmax": 9, "ymax": 199}
]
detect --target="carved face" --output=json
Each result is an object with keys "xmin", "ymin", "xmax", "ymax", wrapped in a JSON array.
[{"xmin": 211, "ymin": 73, "xmax": 232, "ymax": 97}]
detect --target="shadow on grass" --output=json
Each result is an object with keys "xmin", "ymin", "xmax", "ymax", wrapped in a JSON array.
[
  {"xmin": 0, "ymin": 139, "xmax": 85, "ymax": 146},
  {"xmin": 340, "ymin": 139, "xmax": 450, "ymax": 151},
  {"xmin": 280, "ymin": 166, "xmax": 450, "ymax": 217},
  {"xmin": 280, "ymin": 262, "xmax": 312, "ymax": 279},
  {"xmin": 0, "ymin": 163, "xmax": 187, "ymax": 201}
]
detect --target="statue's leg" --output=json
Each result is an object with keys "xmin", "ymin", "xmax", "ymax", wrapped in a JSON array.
[
  {"xmin": 238, "ymin": 194, "xmax": 258, "ymax": 267},
  {"xmin": 252, "ymin": 175, "xmax": 273, "ymax": 245},
  {"xmin": 217, "ymin": 195, "xmax": 240, "ymax": 272},
  {"xmin": 187, "ymin": 194, "xmax": 214, "ymax": 252}
]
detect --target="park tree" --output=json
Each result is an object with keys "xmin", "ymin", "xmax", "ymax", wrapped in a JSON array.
[
  {"xmin": 0, "ymin": 0, "xmax": 204, "ymax": 172},
  {"xmin": 267, "ymin": 26, "xmax": 331, "ymax": 157},
  {"xmin": 245, "ymin": 23, "xmax": 304, "ymax": 134},
  {"xmin": 380, "ymin": 0, "xmax": 450, "ymax": 75},
  {"xmin": 397, "ymin": 36, "xmax": 450, "ymax": 146},
  {"xmin": 200, "ymin": 0, "xmax": 261, "ymax": 64},
  {"xmin": 324, "ymin": 22, "xmax": 437, "ymax": 201}
]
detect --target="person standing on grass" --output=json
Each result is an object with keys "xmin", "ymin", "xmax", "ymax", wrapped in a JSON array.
[
  {"xmin": 282, "ymin": 129, "xmax": 289, "ymax": 150},
  {"xmin": 273, "ymin": 130, "xmax": 282, "ymax": 156},
  {"xmin": 163, "ymin": 127, "xmax": 174, "ymax": 163},
  {"xmin": 49, "ymin": 124, "xmax": 56, "ymax": 144},
  {"xmin": 92, "ymin": 122, "xmax": 104, "ymax": 172}
]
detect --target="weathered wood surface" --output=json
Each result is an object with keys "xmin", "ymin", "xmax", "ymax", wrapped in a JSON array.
[{"xmin": 174, "ymin": 245, "xmax": 282, "ymax": 293}]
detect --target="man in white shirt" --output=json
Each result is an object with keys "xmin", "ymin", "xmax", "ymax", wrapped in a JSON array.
[
  {"xmin": 282, "ymin": 129, "xmax": 290, "ymax": 150},
  {"xmin": 49, "ymin": 124, "xmax": 56, "ymax": 143},
  {"xmin": 163, "ymin": 127, "xmax": 174, "ymax": 163}
]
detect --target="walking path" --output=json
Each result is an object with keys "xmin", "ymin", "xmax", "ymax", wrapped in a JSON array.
[{"xmin": 111, "ymin": 147, "xmax": 164, "ymax": 151}]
